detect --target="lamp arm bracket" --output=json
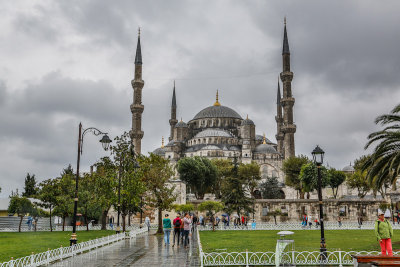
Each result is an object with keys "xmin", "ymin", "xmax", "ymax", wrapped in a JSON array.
[{"xmin": 80, "ymin": 127, "xmax": 108, "ymax": 154}]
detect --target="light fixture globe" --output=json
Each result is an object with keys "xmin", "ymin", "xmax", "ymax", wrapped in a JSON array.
[
  {"xmin": 312, "ymin": 145, "xmax": 325, "ymax": 165},
  {"xmin": 99, "ymin": 134, "xmax": 112, "ymax": 150}
]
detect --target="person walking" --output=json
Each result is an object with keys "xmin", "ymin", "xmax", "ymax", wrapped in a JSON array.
[
  {"xmin": 337, "ymin": 216, "xmax": 342, "ymax": 227},
  {"xmin": 183, "ymin": 213, "xmax": 192, "ymax": 248},
  {"xmin": 144, "ymin": 216, "xmax": 150, "ymax": 231},
  {"xmin": 162, "ymin": 214, "xmax": 172, "ymax": 246},
  {"xmin": 375, "ymin": 210, "xmax": 393, "ymax": 256},
  {"xmin": 172, "ymin": 214, "xmax": 182, "ymax": 247},
  {"xmin": 308, "ymin": 214, "xmax": 313, "ymax": 229}
]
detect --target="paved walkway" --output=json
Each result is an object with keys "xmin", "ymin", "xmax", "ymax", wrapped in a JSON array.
[{"xmin": 49, "ymin": 230, "xmax": 200, "ymax": 267}]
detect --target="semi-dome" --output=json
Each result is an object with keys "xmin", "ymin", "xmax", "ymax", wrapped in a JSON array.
[
  {"xmin": 192, "ymin": 105, "xmax": 242, "ymax": 120},
  {"xmin": 241, "ymin": 115, "xmax": 254, "ymax": 126},
  {"xmin": 152, "ymin": 147, "xmax": 166, "ymax": 156},
  {"xmin": 342, "ymin": 164, "xmax": 355, "ymax": 173},
  {"xmin": 175, "ymin": 121, "xmax": 188, "ymax": 128},
  {"xmin": 254, "ymin": 143, "xmax": 278, "ymax": 154},
  {"xmin": 201, "ymin": 145, "xmax": 221, "ymax": 150},
  {"xmin": 195, "ymin": 128, "xmax": 232, "ymax": 138}
]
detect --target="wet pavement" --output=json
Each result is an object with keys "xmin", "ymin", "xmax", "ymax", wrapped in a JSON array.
[{"xmin": 49, "ymin": 230, "xmax": 200, "ymax": 267}]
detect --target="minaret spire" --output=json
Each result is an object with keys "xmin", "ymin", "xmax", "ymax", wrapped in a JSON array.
[
  {"xmin": 130, "ymin": 29, "xmax": 145, "ymax": 155},
  {"xmin": 275, "ymin": 77, "xmax": 284, "ymax": 155},
  {"xmin": 280, "ymin": 18, "xmax": 296, "ymax": 159},
  {"xmin": 169, "ymin": 81, "xmax": 178, "ymax": 141}
]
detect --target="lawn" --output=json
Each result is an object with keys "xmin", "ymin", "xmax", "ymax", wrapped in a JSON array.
[
  {"xmin": 0, "ymin": 230, "xmax": 115, "ymax": 262},
  {"xmin": 199, "ymin": 230, "xmax": 400, "ymax": 252}
]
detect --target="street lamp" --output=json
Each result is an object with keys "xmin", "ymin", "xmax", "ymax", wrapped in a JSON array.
[
  {"xmin": 70, "ymin": 123, "xmax": 111, "ymax": 246},
  {"xmin": 312, "ymin": 145, "xmax": 326, "ymax": 257}
]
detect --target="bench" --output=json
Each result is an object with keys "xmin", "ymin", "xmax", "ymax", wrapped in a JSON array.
[
  {"xmin": 352, "ymin": 255, "xmax": 400, "ymax": 267},
  {"xmin": 371, "ymin": 260, "xmax": 400, "ymax": 266}
]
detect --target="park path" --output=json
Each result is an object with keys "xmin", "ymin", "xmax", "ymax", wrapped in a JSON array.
[{"xmin": 48, "ymin": 230, "xmax": 200, "ymax": 267}]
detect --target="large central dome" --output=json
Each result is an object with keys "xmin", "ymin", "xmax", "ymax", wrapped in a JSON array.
[{"xmin": 192, "ymin": 105, "xmax": 242, "ymax": 120}]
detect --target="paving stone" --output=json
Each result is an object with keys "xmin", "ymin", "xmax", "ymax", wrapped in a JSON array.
[{"xmin": 49, "ymin": 230, "xmax": 200, "ymax": 267}]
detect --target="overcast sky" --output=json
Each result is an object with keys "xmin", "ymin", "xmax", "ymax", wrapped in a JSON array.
[{"xmin": 1, "ymin": 0, "xmax": 399, "ymax": 197}]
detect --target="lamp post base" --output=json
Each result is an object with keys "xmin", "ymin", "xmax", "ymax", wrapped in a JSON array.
[
  {"xmin": 116, "ymin": 226, "xmax": 120, "ymax": 234},
  {"xmin": 70, "ymin": 233, "xmax": 77, "ymax": 246}
]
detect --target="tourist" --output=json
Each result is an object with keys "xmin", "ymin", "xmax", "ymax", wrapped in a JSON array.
[
  {"xmin": 144, "ymin": 216, "xmax": 150, "ymax": 231},
  {"xmin": 314, "ymin": 218, "xmax": 320, "ymax": 227},
  {"xmin": 358, "ymin": 215, "xmax": 363, "ymax": 228},
  {"xmin": 338, "ymin": 216, "xmax": 342, "ymax": 227},
  {"xmin": 199, "ymin": 214, "xmax": 204, "ymax": 227},
  {"xmin": 172, "ymin": 214, "xmax": 182, "ymax": 247},
  {"xmin": 27, "ymin": 216, "xmax": 33, "ymax": 231},
  {"xmin": 301, "ymin": 214, "xmax": 308, "ymax": 227},
  {"xmin": 183, "ymin": 213, "xmax": 192, "ymax": 248},
  {"xmin": 215, "ymin": 216, "xmax": 220, "ymax": 226},
  {"xmin": 375, "ymin": 209, "xmax": 393, "ymax": 256},
  {"xmin": 180, "ymin": 214, "xmax": 185, "ymax": 244},
  {"xmin": 162, "ymin": 214, "xmax": 172, "ymax": 246},
  {"xmin": 192, "ymin": 214, "xmax": 198, "ymax": 232},
  {"xmin": 308, "ymin": 214, "xmax": 313, "ymax": 229}
]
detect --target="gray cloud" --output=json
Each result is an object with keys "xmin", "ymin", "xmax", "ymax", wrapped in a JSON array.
[{"xmin": 1, "ymin": 0, "xmax": 399, "ymax": 196}]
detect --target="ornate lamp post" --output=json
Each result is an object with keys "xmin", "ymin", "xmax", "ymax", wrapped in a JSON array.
[
  {"xmin": 312, "ymin": 145, "xmax": 326, "ymax": 256},
  {"xmin": 70, "ymin": 123, "xmax": 111, "ymax": 246}
]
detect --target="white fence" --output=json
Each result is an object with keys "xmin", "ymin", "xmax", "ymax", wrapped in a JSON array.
[
  {"xmin": 0, "ymin": 223, "xmax": 159, "ymax": 232},
  {"xmin": 196, "ymin": 228, "xmax": 398, "ymax": 266},
  {"xmin": 197, "ymin": 221, "xmax": 400, "ymax": 231},
  {"xmin": 0, "ymin": 228, "xmax": 148, "ymax": 267}
]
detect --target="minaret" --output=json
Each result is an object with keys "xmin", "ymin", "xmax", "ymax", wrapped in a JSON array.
[
  {"xmin": 130, "ymin": 28, "xmax": 144, "ymax": 155},
  {"xmin": 280, "ymin": 18, "xmax": 296, "ymax": 159},
  {"xmin": 169, "ymin": 81, "xmax": 178, "ymax": 141},
  {"xmin": 275, "ymin": 78, "xmax": 284, "ymax": 156}
]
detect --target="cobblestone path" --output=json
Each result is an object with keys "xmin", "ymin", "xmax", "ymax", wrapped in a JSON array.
[{"xmin": 49, "ymin": 230, "xmax": 200, "ymax": 267}]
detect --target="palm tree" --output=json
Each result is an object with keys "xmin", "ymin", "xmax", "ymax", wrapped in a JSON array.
[{"xmin": 364, "ymin": 104, "xmax": 400, "ymax": 189}]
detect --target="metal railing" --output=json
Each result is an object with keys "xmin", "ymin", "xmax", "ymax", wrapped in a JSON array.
[
  {"xmin": 0, "ymin": 223, "xmax": 159, "ymax": 232},
  {"xmin": 197, "ymin": 221, "xmax": 400, "ymax": 231},
  {"xmin": 0, "ymin": 228, "xmax": 148, "ymax": 266}
]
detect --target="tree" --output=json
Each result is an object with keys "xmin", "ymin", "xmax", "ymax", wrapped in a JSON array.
[
  {"xmin": 299, "ymin": 163, "xmax": 329, "ymax": 198},
  {"xmin": 78, "ymin": 174, "xmax": 102, "ymax": 231},
  {"xmin": 364, "ymin": 104, "xmax": 400, "ymax": 189},
  {"xmin": 221, "ymin": 175, "xmax": 254, "ymax": 219},
  {"xmin": 211, "ymin": 159, "xmax": 233, "ymax": 198},
  {"xmin": 282, "ymin": 155, "xmax": 310, "ymax": 199},
  {"xmin": 327, "ymin": 168, "xmax": 346, "ymax": 199},
  {"xmin": 139, "ymin": 154, "xmax": 176, "ymax": 234},
  {"xmin": 22, "ymin": 173, "xmax": 37, "ymax": 197},
  {"xmin": 111, "ymin": 133, "xmax": 146, "ymax": 232},
  {"xmin": 53, "ymin": 173, "xmax": 74, "ymax": 231},
  {"xmin": 198, "ymin": 200, "xmax": 224, "ymax": 231},
  {"xmin": 37, "ymin": 178, "xmax": 60, "ymax": 231},
  {"xmin": 8, "ymin": 195, "xmax": 34, "ymax": 232},
  {"xmin": 177, "ymin": 156, "xmax": 217, "ymax": 199},
  {"xmin": 260, "ymin": 176, "xmax": 283, "ymax": 199},
  {"xmin": 92, "ymin": 157, "xmax": 118, "ymax": 230},
  {"xmin": 173, "ymin": 204, "xmax": 195, "ymax": 214},
  {"xmin": 238, "ymin": 162, "xmax": 261, "ymax": 198}
]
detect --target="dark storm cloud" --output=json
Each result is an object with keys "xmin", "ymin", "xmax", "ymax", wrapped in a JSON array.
[{"xmin": 1, "ymin": 0, "xmax": 399, "ymax": 196}]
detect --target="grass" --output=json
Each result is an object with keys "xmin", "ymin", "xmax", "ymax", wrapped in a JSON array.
[
  {"xmin": 199, "ymin": 230, "xmax": 400, "ymax": 252},
  {"xmin": 0, "ymin": 230, "xmax": 115, "ymax": 262}
]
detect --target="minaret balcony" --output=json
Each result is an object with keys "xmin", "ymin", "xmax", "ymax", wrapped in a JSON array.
[
  {"xmin": 281, "ymin": 124, "xmax": 296, "ymax": 134},
  {"xmin": 280, "ymin": 71, "xmax": 293, "ymax": 82},
  {"xmin": 130, "ymin": 104, "xmax": 144, "ymax": 113},
  {"xmin": 129, "ymin": 130, "xmax": 144, "ymax": 139},
  {"xmin": 131, "ymin": 79, "xmax": 145, "ymax": 88},
  {"xmin": 280, "ymin": 97, "xmax": 295, "ymax": 106}
]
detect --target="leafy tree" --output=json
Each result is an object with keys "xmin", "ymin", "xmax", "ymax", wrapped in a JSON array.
[
  {"xmin": 238, "ymin": 162, "xmax": 261, "ymax": 198},
  {"xmin": 347, "ymin": 170, "xmax": 370, "ymax": 198},
  {"xmin": 327, "ymin": 168, "xmax": 346, "ymax": 199},
  {"xmin": 22, "ymin": 173, "xmax": 37, "ymax": 197},
  {"xmin": 111, "ymin": 133, "xmax": 146, "ymax": 232},
  {"xmin": 260, "ymin": 176, "xmax": 283, "ymax": 199},
  {"xmin": 364, "ymin": 104, "xmax": 400, "ymax": 189},
  {"xmin": 53, "ymin": 172, "xmax": 74, "ymax": 231},
  {"xmin": 211, "ymin": 159, "xmax": 233, "ymax": 198},
  {"xmin": 177, "ymin": 156, "xmax": 217, "ymax": 199},
  {"xmin": 92, "ymin": 157, "xmax": 118, "ymax": 230},
  {"xmin": 173, "ymin": 204, "xmax": 195, "ymax": 214},
  {"xmin": 37, "ymin": 178, "xmax": 60, "ymax": 231},
  {"xmin": 139, "ymin": 154, "xmax": 176, "ymax": 234},
  {"xmin": 282, "ymin": 155, "xmax": 310, "ymax": 199},
  {"xmin": 198, "ymin": 200, "xmax": 224, "ymax": 231},
  {"xmin": 78, "ymin": 174, "xmax": 101, "ymax": 231},
  {"xmin": 221, "ymin": 175, "xmax": 254, "ymax": 218},
  {"xmin": 8, "ymin": 195, "xmax": 34, "ymax": 232},
  {"xmin": 299, "ymin": 163, "xmax": 329, "ymax": 198}
]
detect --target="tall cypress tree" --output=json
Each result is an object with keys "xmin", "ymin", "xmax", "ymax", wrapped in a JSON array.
[{"xmin": 22, "ymin": 173, "xmax": 37, "ymax": 197}]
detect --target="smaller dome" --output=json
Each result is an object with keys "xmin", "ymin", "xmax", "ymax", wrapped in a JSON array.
[
  {"xmin": 342, "ymin": 164, "xmax": 355, "ymax": 173},
  {"xmin": 241, "ymin": 116, "xmax": 254, "ymax": 126},
  {"xmin": 152, "ymin": 147, "xmax": 166, "ymax": 156},
  {"xmin": 195, "ymin": 128, "xmax": 232, "ymax": 138},
  {"xmin": 175, "ymin": 121, "xmax": 188, "ymax": 128},
  {"xmin": 256, "ymin": 134, "xmax": 273, "ymax": 144},
  {"xmin": 254, "ymin": 143, "xmax": 278, "ymax": 154}
]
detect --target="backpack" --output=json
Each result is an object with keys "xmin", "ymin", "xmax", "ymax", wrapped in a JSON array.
[{"xmin": 175, "ymin": 219, "xmax": 181, "ymax": 227}]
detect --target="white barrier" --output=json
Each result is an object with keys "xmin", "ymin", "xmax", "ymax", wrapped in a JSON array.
[{"xmin": 0, "ymin": 228, "xmax": 148, "ymax": 266}]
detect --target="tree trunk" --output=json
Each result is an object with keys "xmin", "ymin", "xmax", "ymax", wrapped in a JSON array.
[
  {"xmin": 19, "ymin": 216, "xmax": 23, "ymax": 232},
  {"xmin": 299, "ymin": 191, "xmax": 305, "ymax": 199},
  {"xmin": 85, "ymin": 215, "xmax": 89, "ymax": 231},
  {"xmin": 306, "ymin": 192, "xmax": 310, "ymax": 199},
  {"xmin": 101, "ymin": 210, "xmax": 108, "ymax": 230},
  {"xmin": 122, "ymin": 214, "xmax": 126, "ymax": 232},
  {"xmin": 273, "ymin": 215, "xmax": 277, "ymax": 225},
  {"xmin": 62, "ymin": 216, "xmax": 65, "ymax": 231},
  {"xmin": 211, "ymin": 214, "xmax": 215, "ymax": 231},
  {"xmin": 49, "ymin": 207, "xmax": 53, "ymax": 232},
  {"xmin": 157, "ymin": 208, "xmax": 163, "ymax": 234},
  {"xmin": 128, "ymin": 212, "xmax": 131, "ymax": 226},
  {"xmin": 34, "ymin": 218, "xmax": 37, "ymax": 232}
]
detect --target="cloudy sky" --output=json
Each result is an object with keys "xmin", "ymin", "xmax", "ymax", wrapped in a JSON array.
[{"xmin": 0, "ymin": 0, "xmax": 399, "ymax": 197}]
